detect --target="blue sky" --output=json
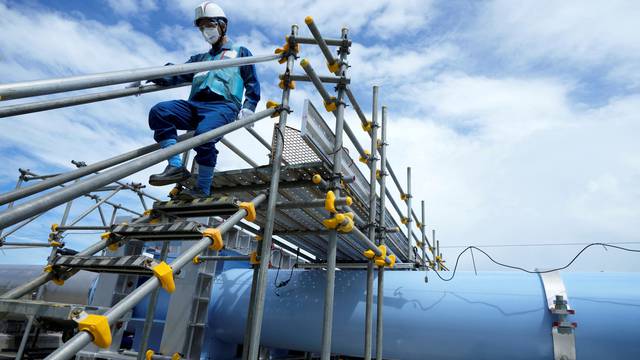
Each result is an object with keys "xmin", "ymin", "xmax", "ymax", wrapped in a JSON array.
[{"xmin": 1, "ymin": 0, "xmax": 640, "ymax": 272}]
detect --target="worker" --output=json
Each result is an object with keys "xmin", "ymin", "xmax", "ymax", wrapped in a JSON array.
[{"xmin": 147, "ymin": 1, "xmax": 260, "ymax": 200}]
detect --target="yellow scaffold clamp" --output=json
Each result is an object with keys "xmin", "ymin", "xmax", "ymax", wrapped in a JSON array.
[
  {"xmin": 416, "ymin": 221, "xmax": 422, "ymax": 229},
  {"xmin": 327, "ymin": 60, "xmax": 341, "ymax": 74},
  {"xmin": 401, "ymin": 217, "xmax": 409, "ymax": 225},
  {"xmin": 266, "ymin": 100, "xmax": 283, "ymax": 118},
  {"xmin": 376, "ymin": 169, "xmax": 382, "ymax": 180},
  {"xmin": 101, "ymin": 232, "xmax": 120, "ymax": 251},
  {"xmin": 254, "ymin": 235, "xmax": 263, "ymax": 241},
  {"xmin": 400, "ymin": 193, "xmax": 409, "ymax": 201},
  {"xmin": 192, "ymin": 255, "xmax": 202, "ymax": 265},
  {"xmin": 278, "ymin": 79, "xmax": 296, "ymax": 90},
  {"xmin": 43, "ymin": 264, "xmax": 65, "ymax": 286},
  {"xmin": 50, "ymin": 223, "xmax": 59, "ymax": 232},
  {"xmin": 324, "ymin": 96, "xmax": 337, "ymax": 112},
  {"xmin": 362, "ymin": 121, "xmax": 373, "ymax": 133},
  {"xmin": 239, "ymin": 201, "xmax": 257, "ymax": 222},
  {"xmin": 249, "ymin": 251, "xmax": 260, "ymax": 265},
  {"xmin": 322, "ymin": 212, "xmax": 354, "ymax": 233},
  {"xmin": 151, "ymin": 261, "xmax": 175, "ymax": 293},
  {"xmin": 312, "ymin": 174, "xmax": 323, "ymax": 185},
  {"xmin": 359, "ymin": 149, "xmax": 371, "ymax": 164},
  {"xmin": 74, "ymin": 312, "xmax": 112, "ymax": 348},
  {"xmin": 203, "ymin": 228, "xmax": 224, "ymax": 251},
  {"xmin": 376, "ymin": 139, "xmax": 383, "ymax": 149},
  {"xmin": 275, "ymin": 37, "xmax": 300, "ymax": 64},
  {"xmin": 145, "ymin": 349, "xmax": 155, "ymax": 360}
]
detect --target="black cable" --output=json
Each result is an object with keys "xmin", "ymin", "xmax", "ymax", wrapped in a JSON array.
[
  {"xmin": 432, "ymin": 243, "xmax": 640, "ymax": 282},
  {"xmin": 275, "ymin": 247, "xmax": 300, "ymax": 296}
]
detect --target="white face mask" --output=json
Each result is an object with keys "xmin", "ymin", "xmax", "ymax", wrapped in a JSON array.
[{"xmin": 201, "ymin": 27, "xmax": 220, "ymax": 44}]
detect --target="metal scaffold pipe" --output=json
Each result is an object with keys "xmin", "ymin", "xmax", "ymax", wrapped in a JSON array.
[
  {"xmin": 364, "ymin": 85, "xmax": 379, "ymax": 360},
  {"xmin": 0, "ymin": 82, "xmax": 189, "ymax": 118},
  {"xmin": 0, "ymin": 132, "xmax": 193, "ymax": 206},
  {"xmin": 376, "ymin": 106, "xmax": 389, "ymax": 360},
  {"xmin": 244, "ymin": 24, "xmax": 299, "ymax": 360},
  {"xmin": 304, "ymin": 17, "xmax": 339, "ymax": 74},
  {"xmin": 0, "ymin": 108, "xmax": 275, "ymax": 230},
  {"xmin": 0, "ymin": 54, "xmax": 281, "ymax": 101},
  {"xmin": 44, "ymin": 194, "xmax": 266, "ymax": 360}
]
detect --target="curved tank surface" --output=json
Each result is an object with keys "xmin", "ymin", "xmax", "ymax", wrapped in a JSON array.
[{"xmin": 209, "ymin": 269, "xmax": 640, "ymax": 360}]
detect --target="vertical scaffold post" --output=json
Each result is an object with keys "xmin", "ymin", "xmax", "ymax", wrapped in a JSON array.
[
  {"xmin": 431, "ymin": 229, "xmax": 437, "ymax": 269},
  {"xmin": 363, "ymin": 85, "xmax": 379, "ymax": 360},
  {"xmin": 421, "ymin": 200, "xmax": 427, "ymax": 268},
  {"xmin": 406, "ymin": 167, "xmax": 413, "ymax": 261},
  {"xmin": 320, "ymin": 27, "xmax": 350, "ymax": 360},
  {"xmin": 375, "ymin": 106, "xmax": 389, "ymax": 360},
  {"xmin": 244, "ymin": 24, "xmax": 299, "ymax": 360}
]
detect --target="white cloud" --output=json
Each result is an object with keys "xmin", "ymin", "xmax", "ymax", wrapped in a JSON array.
[{"xmin": 106, "ymin": 0, "xmax": 158, "ymax": 16}]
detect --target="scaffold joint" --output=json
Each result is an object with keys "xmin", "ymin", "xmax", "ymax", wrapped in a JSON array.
[
  {"xmin": 151, "ymin": 261, "xmax": 175, "ymax": 293},
  {"xmin": 324, "ymin": 97, "xmax": 337, "ymax": 112},
  {"xmin": 203, "ymin": 228, "xmax": 224, "ymax": 251},
  {"xmin": 359, "ymin": 149, "xmax": 371, "ymax": 164},
  {"xmin": 74, "ymin": 313, "xmax": 112, "ymax": 348},
  {"xmin": 325, "ymin": 190, "xmax": 337, "ymax": 213},
  {"xmin": 239, "ymin": 201, "xmax": 257, "ymax": 222},
  {"xmin": 250, "ymin": 251, "xmax": 260, "ymax": 265}
]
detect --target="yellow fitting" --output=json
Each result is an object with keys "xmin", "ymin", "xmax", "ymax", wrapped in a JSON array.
[
  {"xmin": 250, "ymin": 251, "xmax": 260, "ymax": 265},
  {"xmin": 324, "ymin": 97, "xmax": 337, "ymax": 112},
  {"xmin": 362, "ymin": 121, "xmax": 373, "ymax": 133},
  {"xmin": 107, "ymin": 242, "xmax": 120, "ymax": 252},
  {"xmin": 377, "ymin": 139, "xmax": 383, "ymax": 149},
  {"xmin": 376, "ymin": 169, "xmax": 381, "ymax": 180},
  {"xmin": 322, "ymin": 213, "xmax": 346, "ymax": 230},
  {"xmin": 436, "ymin": 255, "xmax": 442, "ymax": 262},
  {"xmin": 345, "ymin": 196, "xmax": 353, "ymax": 206},
  {"xmin": 359, "ymin": 149, "xmax": 371, "ymax": 164},
  {"xmin": 278, "ymin": 79, "xmax": 296, "ymax": 90},
  {"xmin": 145, "ymin": 350, "xmax": 154, "ymax": 360},
  {"xmin": 192, "ymin": 256, "xmax": 201, "ymax": 265},
  {"xmin": 151, "ymin": 261, "xmax": 175, "ymax": 293},
  {"xmin": 169, "ymin": 187, "xmax": 180, "ymax": 197},
  {"xmin": 100, "ymin": 232, "xmax": 111, "ymax": 240},
  {"xmin": 312, "ymin": 174, "xmax": 323, "ymax": 184},
  {"xmin": 401, "ymin": 217, "xmax": 409, "ymax": 225},
  {"xmin": 50, "ymin": 223, "xmax": 59, "ymax": 232},
  {"xmin": 266, "ymin": 100, "xmax": 281, "ymax": 118},
  {"xmin": 143, "ymin": 209, "xmax": 153, "ymax": 217},
  {"xmin": 76, "ymin": 314, "xmax": 112, "ymax": 348},
  {"xmin": 43, "ymin": 264, "xmax": 53, "ymax": 273},
  {"xmin": 149, "ymin": 218, "xmax": 160, "ymax": 224},
  {"xmin": 400, "ymin": 193, "xmax": 408, "ymax": 201},
  {"xmin": 255, "ymin": 235, "xmax": 263, "ymax": 241},
  {"xmin": 416, "ymin": 221, "xmax": 422, "ymax": 229},
  {"xmin": 171, "ymin": 353, "xmax": 182, "ymax": 360},
  {"xmin": 304, "ymin": 16, "xmax": 314, "ymax": 25},
  {"xmin": 416, "ymin": 241, "xmax": 423, "ymax": 247},
  {"xmin": 49, "ymin": 241, "xmax": 62, "ymax": 247},
  {"xmin": 325, "ymin": 191, "xmax": 337, "ymax": 213},
  {"xmin": 239, "ymin": 202, "xmax": 257, "ymax": 222},
  {"xmin": 300, "ymin": 58, "xmax": 310, "ymax": 67},
  {"xmin": 52, "ymin": 277, "xmax": 65, "ymax": 286},
  {"xmin": 364, "ymin": 249, "xmax": 376, "ymax": 259},
  {"xmin": 203, "ymin": 228, "xmax": 224, "ymax": 251},
  {"xmin": 336, "ymin": 215, "xmax": 354, "ymax": 233},
  {"xmin": 388, "ymin": 254, "xmax": 397, "ymax": 268},
  {"xmin": 327, "ymin": 60, "xmax": 340, "ymax": 74},
  {"xmin": 375, "ymin": 258, "xmax": 386, "ymax": 267}
]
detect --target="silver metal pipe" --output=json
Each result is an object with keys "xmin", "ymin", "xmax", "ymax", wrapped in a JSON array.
[
  {"xmin": 274, "ymin": 198, "xmax": 349, "ymax": 210},
  {"xmin": 321, "ymin": 27, "xmax": 350, "ymax": 360},
  {"xmin": 55, "ymin": 225, "xmax": 110, "ymax": 231},
  {"xmin": 45, "ymin": 195, "xmax": 266, "ymax": 360},
  {"xmin": 0, "ymin": 132, "xmax": 193, "ymax": 206},
  {"xmin": 220, "ymin": 138, "xmax": 259, "ymax": 167},
  {"xmin": 0, "ymin": 212, "xmax": 43, "ymax": 241},
  {"xmin": 0, "ymin": 82, "xmax": 188, "ymax": 118},
  {"xmin": 304, "ymin": 17, "xmax": 338, "ymax": 74},
  {"xmin": 300, "ymin": 60, "xmax": 333, "ymax": 102},
  {"xmin": 0, "ymin": 241, "xmax": 50, "ymax": 247},
  {"xmin": 0, "ymin": 108, "xmax": 275, "ymax": 230},
  {"xmin": 421, "ymin": 200, "xmax": 427, "ymax": 268},
  {"xmin": 376, "ymin": 106, "xmax": 389, "ymax": 360},
  {"xmin": 0, "ymin": 54, "xmax": 280, "ymax": 101},
  {"xmin": 280, "ymin": 74, "xmax": 347, "ymax": 84},
  {"xmin": 293, "ymin": 36, "xmax": 351, "ymax": 47},
  {"xmin": 245, "ymin": 25, "xmax": 298, "ymax": 360},
  {"xmin": 137, "ymin": 241, "xmax": 169, "ymax": 360},
  {"xmin": 296, "ymin": 262, "xmax": 416, "ymax": 270},
  {"xmin": 198, "ymin": 255, "xmax": 250, "ymax": 261},
  {"xmin": 364, "ymin": 85, "xmax": 379, "ymax": 360},
  {"xmin": 406, "ymin": 167, "xmax": 413, "ymax": 260},
  {"xmin": 66, "ymin": 187, "xmax": 122, "ymax": 227}
]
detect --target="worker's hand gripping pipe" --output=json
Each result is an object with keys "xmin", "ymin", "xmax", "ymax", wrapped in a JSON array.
[
  {"xmin": 0, "ymin": 108, "xmax": 276, "ymax": 230},
  {"xmin": 43, "ymin": 194, "xmax": 266, "ymax": 360},
  {"xmin": 0, "ymin": 54, "xmax": 281, "ymax": 101}
]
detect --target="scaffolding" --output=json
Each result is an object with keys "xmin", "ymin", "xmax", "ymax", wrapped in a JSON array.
[{"xmin": 0, "ymin": 17, "xmax": 447, "ymax": 360}]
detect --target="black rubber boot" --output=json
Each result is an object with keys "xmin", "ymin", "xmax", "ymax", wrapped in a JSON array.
[
  {"xmin": 176, "ymin": 187, "xmax": 209, "ymax": 201},
  {"xmin": 148, "ymin": 165, "xmax": 191, "ymax": 186}
]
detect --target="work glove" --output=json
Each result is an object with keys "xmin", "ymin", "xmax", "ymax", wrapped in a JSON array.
[{"xmin": 238, "ymin": 108, "xmax": 255, "ymax": 128}]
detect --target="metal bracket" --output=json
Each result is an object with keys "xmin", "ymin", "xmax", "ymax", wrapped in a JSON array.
[{"xmin": 538, "ymin": 271, "xmax": 577, "ymax": 360}]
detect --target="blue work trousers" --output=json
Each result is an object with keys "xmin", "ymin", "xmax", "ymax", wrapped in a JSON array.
[{"xmin": 148, "ymin": 100, "xmax": 239, "ymax": 167}]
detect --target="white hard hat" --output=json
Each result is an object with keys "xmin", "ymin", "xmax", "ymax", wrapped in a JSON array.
[{"xmin": 194, "ymin": 2, "xmax": 226, "ymax": 25}]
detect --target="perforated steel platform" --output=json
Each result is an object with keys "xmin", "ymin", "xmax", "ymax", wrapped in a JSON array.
[{"xmin": 211, "ymin": 100, "xmax": 409, "ymax": 262}]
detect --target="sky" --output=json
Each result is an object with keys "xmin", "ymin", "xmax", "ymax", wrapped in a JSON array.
[{"xmin": 0, "ymin": 0, "xmax": 639, "ymax": 273}]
